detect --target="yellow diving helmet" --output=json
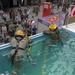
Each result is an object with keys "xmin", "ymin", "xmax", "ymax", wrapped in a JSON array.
[
  {"xmin": 49, "ymin": 24, "xmax": 57, "ymax": 31},
  {"xmin": 15, "ymin": 30, "xmax": 25, "ymax": 40}
]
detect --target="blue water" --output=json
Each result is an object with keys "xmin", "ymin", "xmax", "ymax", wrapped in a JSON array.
[{"xmin": 0, "ymin": 29, "xmax": 75, "ymax": 75}]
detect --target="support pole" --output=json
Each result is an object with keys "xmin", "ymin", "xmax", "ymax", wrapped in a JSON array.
[
  {"xmin": 66, "ymin": 15, "xmax": 70, "ymax": 27},
  {"xmin": 37, "ymin": 18, "xmax": 39, "ymax": 33}
]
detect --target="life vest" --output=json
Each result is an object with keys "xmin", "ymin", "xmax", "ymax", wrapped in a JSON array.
[{"xmin": 11, "ymin": 37, "xmax": 27, "ymax": 50}]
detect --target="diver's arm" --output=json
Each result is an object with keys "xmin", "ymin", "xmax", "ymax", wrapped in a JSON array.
[
  {"xmin": 43, "ymin": 30, "xmax": 50, "ymax": 35},
  {"xmin": 43, "ymin": 30, "xmax": 52, "ymax": 35}
]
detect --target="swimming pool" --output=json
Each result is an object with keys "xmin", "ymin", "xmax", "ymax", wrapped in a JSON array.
[{"xmin": 0, "ymin": 27, "xmax": 75, "ymax": 75}]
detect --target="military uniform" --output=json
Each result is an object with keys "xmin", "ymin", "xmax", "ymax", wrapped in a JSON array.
[
  {"xmin": 43, "ymin": 24, "xmax": 60, "ymax": 44},
  {"xmin": 8, "ymin": 30, "xmax": 31, "ymax": 75}
]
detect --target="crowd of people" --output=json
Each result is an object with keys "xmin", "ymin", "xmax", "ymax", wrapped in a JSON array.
[
  {"xmin": 0, "ymin": 5, "xmax": 39, "ymax": 44},
  {"xmin": 0, "ymin": 2, "xmax": 72, "ymax": 44}
]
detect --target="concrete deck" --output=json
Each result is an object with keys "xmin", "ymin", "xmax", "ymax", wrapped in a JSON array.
[{"xmin": 62, "ymin": 22, "xmax": 75, "ymax": 33}]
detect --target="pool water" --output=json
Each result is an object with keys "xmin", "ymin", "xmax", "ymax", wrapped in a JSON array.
[{"xmin": 0, "ymin": 29, "xmax": 75, "ymax": 75}]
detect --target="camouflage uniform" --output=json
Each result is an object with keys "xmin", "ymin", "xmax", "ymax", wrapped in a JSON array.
[
  {"xmin": 8, "ymin": 36, "xmax": 31, "ymax": 75},
  {"xmin": 43, "ymin": 27, "xmax": 60, "ymax": 44}
]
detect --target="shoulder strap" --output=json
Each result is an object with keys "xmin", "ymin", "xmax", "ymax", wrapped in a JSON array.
[{"xmin": 11, "ymin": 40, "xmax": 19, "ymax": 64}]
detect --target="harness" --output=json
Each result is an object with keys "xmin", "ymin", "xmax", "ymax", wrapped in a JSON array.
[
  {"xmin": 11, "ymin": 40, "xmax": 20, "ymax": 64},
  {"xmin": 12, "ymin": 47, "xmax": 24, "ymax": 50}
]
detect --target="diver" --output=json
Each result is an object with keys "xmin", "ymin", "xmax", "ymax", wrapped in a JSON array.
[
  {"xmin": 43, "ymin": 24, "xmax": 63, "ymax": 46},
  {"xmin": 8, "ymin": 30, "xmax": 36, "ymax": 75}
]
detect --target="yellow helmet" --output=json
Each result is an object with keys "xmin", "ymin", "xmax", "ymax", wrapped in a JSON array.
[
  {"xmin": 49, "ymin": 24, "xmax": 57, "ymax": 31},
  {"xmin": 15, "ymin": 30, "xmax": 25, "ymax": 37}
]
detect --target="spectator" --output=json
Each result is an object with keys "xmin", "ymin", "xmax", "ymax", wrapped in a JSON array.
[
  {"xmin": 0, "ymin": 9, "xmax": 3, "ymax": 16},
  {"xmin": 38, "ymin": 3, "xmax": 40, "ymax": 8},
  {"xmin": 8, "ymin": 28, "xmax": 14, "ymax": 37},
  {"xmin": 2, "ymin": 13, "xmax": 7, "ymax": 21},
  {"xmin": 18, "ymin": 8, "xmax": 22, "ymax": 15},
  {"xmin": 20, "ymin": 13, "xmax": 24, "ymax": 21},
  {"xmin": 24, "ymin": 8, "xmax": 27, "ymax": 14},
  {"xmin": 3, "ymin": 22, "xmax": 9, "ymax": 33},
  {"xmin": 31, "ymin": 16, "xmax": 34, "ymax": 20},
  {"xmin": 35, "ymin": 6, "xmax": 39, "ymax": 16},
  {"xmin": 62, "ymin": 6, "xmax": 66, "ymax": 13},
  {"xmin": 4, "ymin": 33, "xmax": 10, "ymax": 43},
  {"xmin": 31, "ymin": 20, "xmax": 35, "ymax": 28},
  {"xmin": 57, "ymin": 3, "xmax": 60, "ymax": 10},
  {"xmin": 32, "ymin": 25, "xmax": 37, "ymax": 35},
  {"xmin": 15, "ymin": 14, "xmax": 19, "ymax": 22},
  {"xmin": 28, "ymin": 19, "xmax": 32, "ymax": 25},
  {"xmin": 12, "ymin": 9, "xmax": 17, "ymax": 21},
  {"xmin": 27, "ymin": 27, "xmax": 32, "ymax": 36},
  {"xmin": 2, "ymin": 22, "xmax": 7, "ymax": 39},
  {"xmin": 9, "ymin": 22, "xmax": 14, "ymax": 31},
  {"xmin": 9, "ymin": 9, "xmax": 13, "ymax": 19},
  {"xmin": 38, "ymin": 3, "xmax": 40, "ymax": 11},
  {"xmin": 21, "ymin": 20, "xmax": 25, "ymax": 29},
  {"xmin": 26, "ymin": 7, "xmax": 30, "ymax": 18}
]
